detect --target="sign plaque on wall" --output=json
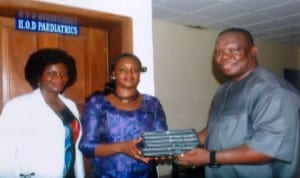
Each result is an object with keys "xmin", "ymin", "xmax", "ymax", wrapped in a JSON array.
[
  {"xmin": 15, "ymin": 10, "xmax": 79, "ymax": 36},
  {"xmin": 15, "ymin": 17, "xmax": 79, "ymax": 36}
]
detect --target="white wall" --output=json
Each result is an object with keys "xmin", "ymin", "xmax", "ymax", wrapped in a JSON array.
[{"xmin": 38, "ymin": 0, "xmax": 155, "ymax": 94}]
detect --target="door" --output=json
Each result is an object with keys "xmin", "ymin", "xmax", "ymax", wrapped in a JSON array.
[
  {"xmin": 0, "ymin": 2, "xmax": 133, "ymax": 176},
  {"xmin": 0, "ymin": 16, "xmax": 108, "ymax": 111}
]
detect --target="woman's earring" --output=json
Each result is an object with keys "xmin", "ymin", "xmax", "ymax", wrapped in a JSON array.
[
  {"xmin": 141, "ymin": 66, "xmax": 147, "ymax": 72},
  {"xmin": 111, "ymin": 76, "xmax": 115, "ymax": 80}
]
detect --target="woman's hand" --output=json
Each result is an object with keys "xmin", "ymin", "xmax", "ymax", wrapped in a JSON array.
[{"xmin": 119, "ymin": 137, "xmax": 150, "ymax": 163}]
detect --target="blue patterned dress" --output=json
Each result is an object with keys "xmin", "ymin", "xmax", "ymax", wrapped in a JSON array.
[{"xmin": 79, "ymin": 94, "xmax": 168, "ymax": 178}]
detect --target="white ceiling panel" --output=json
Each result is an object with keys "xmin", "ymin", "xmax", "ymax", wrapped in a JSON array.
[
  {"xmin": 193, "ymin": 3, "xmax": 248, "ymax": 20},
  {"xmin": 221, "ymin": 13, "xmax": 272, "ymax": 26},
  {"xmin": 152, "ymin": 0, "xmax": 300, "ymax": 47},
  {"xmin": 244, "ymin": 20, "xmax": 289, "ymax": 32},
  {"xmin": 233, "ymin": 0, "xmax": 292, "ymax": 11},
  {"xmin": 152, "ymin": 6, "xmax": 183, "ymax": 20},
  {"xmin": 155, "ymin": 0, "xmax": 219, "ymax": 13},
  {"xmin": 172, "ymin": 15, "xmax": 212, "ymax": 26}
]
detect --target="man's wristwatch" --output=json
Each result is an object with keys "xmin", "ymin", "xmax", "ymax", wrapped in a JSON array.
[{"xmin": 209, "ymin": 150, "xmax": 220, "ymax": 168}]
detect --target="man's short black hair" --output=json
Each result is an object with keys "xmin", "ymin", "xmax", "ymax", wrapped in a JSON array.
[
  {"xmin": 25, "ymin": 48, "xmax": 77, "ymax": 89},
  {"xmin": 218, "ymin": 28, "xmax": 254, "ymax": 46}
]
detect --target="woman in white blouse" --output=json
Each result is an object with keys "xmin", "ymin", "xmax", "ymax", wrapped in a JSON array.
[{"xmin": 0, "ymin": 48, "xmax": 84, "ymax": 178}]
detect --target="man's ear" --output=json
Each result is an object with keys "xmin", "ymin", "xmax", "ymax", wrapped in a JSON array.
[{"xmin": 250, "ymin": 45, "xmax": 257, "ymax": 57}]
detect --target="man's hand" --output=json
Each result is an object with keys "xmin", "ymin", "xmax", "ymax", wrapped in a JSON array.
[{"xmin": 176, "ymin": 147, "xmax": 210, "ymax": 167}]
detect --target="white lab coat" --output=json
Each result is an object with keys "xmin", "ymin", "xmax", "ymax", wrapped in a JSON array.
[{"xmin": 0, "ymin": 89, "xmax": 84, "ymax": 178}]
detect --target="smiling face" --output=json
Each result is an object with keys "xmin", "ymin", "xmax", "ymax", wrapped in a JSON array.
[
  {"xmin": 39, "ymin": 62, "xmax": 69, "ymax": 94},
  {"xmin": 113, "ymin": 57, "xmax": 141, "ymax": 90},
  {"xmin": 213, "ymin": 32, "xmax": 258, "ymax": 81}
]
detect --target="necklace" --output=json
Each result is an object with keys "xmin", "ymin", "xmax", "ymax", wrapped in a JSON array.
[{"xmin": 113, "ymin": 91, "xmax": 140, "ymax": 103}]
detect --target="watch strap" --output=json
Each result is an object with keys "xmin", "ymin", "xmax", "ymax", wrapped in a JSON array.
[{"xmin": 209, "ymin": 150, "xmax": 220, "ymax": 168}]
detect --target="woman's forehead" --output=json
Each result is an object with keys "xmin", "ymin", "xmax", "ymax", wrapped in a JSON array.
[{"xmin": 115, "ymin": 57, "xmax": 139, "ymax": 66}]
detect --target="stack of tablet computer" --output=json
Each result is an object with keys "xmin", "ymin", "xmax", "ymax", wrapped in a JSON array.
[{"xmin": 141, "ymin": 129, "xmax": 200, "ymax": 157}]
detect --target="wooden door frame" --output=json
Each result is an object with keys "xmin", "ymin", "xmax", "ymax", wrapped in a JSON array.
[
  {"xmin": 0, "ymin": 0, "xmax": 133, "ymax": 57},
  {"xmin": 0, "ymin": 0, "xmax": 133, "ymax": 107}
]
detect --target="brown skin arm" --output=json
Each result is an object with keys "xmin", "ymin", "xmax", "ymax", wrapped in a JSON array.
[
  {"xmin": 198, "ymin": 127, "xmax": 207, "ymax": 146},
  {"xmin": 93, "ymin": 137, "xmax": 150, "ymax": 163},
  {"xmin": 177, "ymin": 143, "xmax": 272, "ymax": 167}
]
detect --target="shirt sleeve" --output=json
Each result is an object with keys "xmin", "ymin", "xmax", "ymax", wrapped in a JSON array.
[
  {"xmin": 0, "ymin": 101, "xmax": 22, "ymax": 176},
  {"xmin": 247, "ymin": 88, "xmax": 300, "ymax": 162}
]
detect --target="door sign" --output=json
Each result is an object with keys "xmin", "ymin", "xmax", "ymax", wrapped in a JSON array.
[{"xmin": 15, "ymin": 17, "xmax": 79, "ymax": 36}]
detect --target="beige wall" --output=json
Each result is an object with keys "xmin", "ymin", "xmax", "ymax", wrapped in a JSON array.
[
  {"xmin": 256, "ymin": 41, "xmax": 300, "ymax": 74},
  {"xmin": 153, "ymin": 19, "xmax": 300, "ymax": 176},
  {"xmin": 153, "ymin": 20, "xmax": 220, "ymax": 131}
]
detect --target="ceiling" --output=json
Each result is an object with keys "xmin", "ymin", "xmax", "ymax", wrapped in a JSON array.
[{"xmin": 152, "ymin": 0, "xmax": 300, "ymax": 47}]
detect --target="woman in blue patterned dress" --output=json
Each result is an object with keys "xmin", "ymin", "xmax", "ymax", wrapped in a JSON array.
[{"xmin": 79, "ymin": 53, "xmax": 168, "ymax": 178}]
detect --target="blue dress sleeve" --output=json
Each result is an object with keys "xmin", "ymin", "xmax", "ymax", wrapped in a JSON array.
[
  {"xmin": 152, "ymin": 97, "xmax": 168, "ymax": 131},
  {"xmin": 79, "ymin": 96, "xmax": 103, "ymax": 157}
]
